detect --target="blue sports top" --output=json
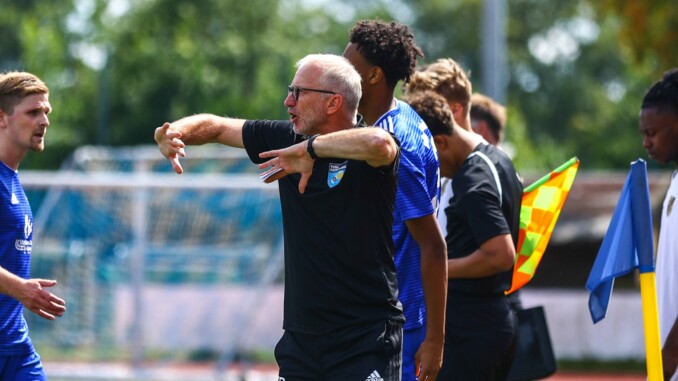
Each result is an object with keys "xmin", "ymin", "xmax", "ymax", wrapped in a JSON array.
[
  {"xmin": 0, "ymin": 162, "xmax": 35, "ymax": 355},
  {"xmin": 375, "ymin": 99, "xmax": 440, "ymax": 330}
]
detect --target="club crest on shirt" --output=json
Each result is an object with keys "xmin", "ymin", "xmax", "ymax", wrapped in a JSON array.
[
  {"xmin": 668, "ymin": 196, "xmax": 675, "ymax": 217},
  {"xmin": 24, "ymin": 214, "xmax": 33, "ymax": 238},
  {"xmin": 15, "ymin": 215, "xmax": 33, "ymax": 254},
  {"xmin": 327, "ymin": 161, "xmax": 347, "ymax": 188}
]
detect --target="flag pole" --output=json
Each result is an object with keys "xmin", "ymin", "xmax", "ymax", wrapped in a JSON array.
[
  {"xmin": 631, "ymin": 160, "xmax": 663, "ymax": 381},
  {"xmin": 639, "ymin": 271, "xmax": 664, "ymax": 380},
  {"xmin": 523, "ymin": 156, "xmax": 579, "ymax": 193}
]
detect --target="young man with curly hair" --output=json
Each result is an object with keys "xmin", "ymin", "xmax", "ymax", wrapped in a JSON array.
[
  {"xmin": 639, "ymin": 68, "xmax": 678, "ymax": 381},
  {"xmin": 0, "ymin": 71, "xmax": 67, "ymax": 380},
  {"xmin": 406, "ymin": 91, "xmax": 520, "ymax": 381},
  {"xmin": 343, "ymin": 20, "xmax": 447, "ymax": 381}
]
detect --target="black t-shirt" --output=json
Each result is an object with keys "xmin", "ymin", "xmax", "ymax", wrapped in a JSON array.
[
  {"xmin": 445, "ymin": 142, "xmax": 523, "ymax": 297},
  {"xmin": 242, "ymin": 120, "xmax": 405, "ymax": 334}
]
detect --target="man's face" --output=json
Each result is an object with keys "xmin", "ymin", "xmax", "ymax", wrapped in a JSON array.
[
  {"xmin": 433, "ymin": 135, "xmax": 462, "ymax": 179},
  {"xmin": 1, "ymin": 93, "xmax": 51, "ymax": 153},
  {"xmin": 639, "ymin": 107, "xmax": 678, "ymax": 166},
  {"xmin": 342, "ymin": 43, "xmax": 370, "ymax": 110},
  {"xmin": 471, "ymin": 119, "xmax": 499, "ymax": 146},
  {"xmin": 284, "ymin": 65, "xmax": 329, "ymax": 136}
]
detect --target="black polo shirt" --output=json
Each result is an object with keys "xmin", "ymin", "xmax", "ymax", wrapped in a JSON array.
[
  {"xmin": 242, "ymin": 120, "xmax": 405, "ymax": 334},
  {"xmin": 445, "ymin": 142, "xmax": 523, "ymax": 297}
]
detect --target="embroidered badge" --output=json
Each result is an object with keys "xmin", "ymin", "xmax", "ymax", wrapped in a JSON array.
[
  {"xmin": 24, "ymin": 214, "xmax": 33, "ymax": 238},
  {"xmin": 327, "ymin": 161, "xmax": 347, "ymax": 188},
  {"xmin": 668, "ymin": 196, "xmax": 675, "ymax": 217}
]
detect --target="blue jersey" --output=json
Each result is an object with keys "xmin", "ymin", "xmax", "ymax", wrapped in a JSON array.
[
  {"xmin": 375, "ymin": 100, "xmax": 440, "ymax": 329},
  {"xmin": 0, "ymin": 162, "xmax": 35, "ymax": 356}
]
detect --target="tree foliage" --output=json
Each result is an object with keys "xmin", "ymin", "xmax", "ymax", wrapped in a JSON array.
[
  {"xmin": 1, "ymin": 0, "xmax": 99, "ymax": 169},
  {"xmin": 1, "ymin": 0, "xmax": 672, "ymax": 171},
  {"xmin": 593, "ymin": 0, "xmax": 678, "ymax": 71},
  {"xmin": 402, "ymin": 0, "xmax": 664, "ymax": 172}
]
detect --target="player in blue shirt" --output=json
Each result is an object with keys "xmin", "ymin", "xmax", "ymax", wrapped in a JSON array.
[
  {"xmin": 0, "ymin": 71, "xmax": 66, "ymax": 380},
  {"xmin": 344, "ymin": 20, "xmax": 447, "ymax": 381}
]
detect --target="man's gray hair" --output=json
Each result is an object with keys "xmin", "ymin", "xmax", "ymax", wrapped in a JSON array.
[{"xmin": 296, "ymin": 54, "xmax": 362, "ymax": 113}]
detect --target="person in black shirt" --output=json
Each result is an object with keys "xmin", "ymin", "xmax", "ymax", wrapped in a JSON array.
[
  {"xmin": 406, "ymin": 91, "xmax": 521, "ymax": 381},
  {"xmin": 155, "ymin": 54, "xmax": 405, "ymax": 381}
]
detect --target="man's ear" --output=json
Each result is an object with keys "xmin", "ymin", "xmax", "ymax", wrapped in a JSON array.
[
  {"xmin": 0, "ymin": 110, "xmax": 6, "ymax": 129},
  {"xmin": 325, "ymin": 94, "xmax": 343, "ymax": 115},
  {"xmin": 368, "ymin": 66, "xmax": 384, "ymax": 85},
  {"xmin": 449, "ymin": 102, "xmax": 463, "ymax": 117},
  {"xmin": 433, "ymin": 134, "xmax": 447, "ymax": 151}
]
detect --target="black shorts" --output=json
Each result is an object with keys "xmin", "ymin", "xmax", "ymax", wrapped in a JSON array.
[
  {"xmin": 275, "ymin": 319, "xmax": 403, "ymax": 381},
  {"xmin": 438, "ymin": 295, "xmax": 517, "ymax": 381}
]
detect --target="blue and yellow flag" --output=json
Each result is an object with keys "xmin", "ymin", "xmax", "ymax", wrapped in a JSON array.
[{"xmin": 585, "ymin": 159, "xmax": 663, "ymax": 380}]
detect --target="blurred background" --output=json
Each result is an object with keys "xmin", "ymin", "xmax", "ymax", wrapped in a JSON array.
[{"xmin": 2, "ymin": 0, "xmax": 677, "ymax": 379}]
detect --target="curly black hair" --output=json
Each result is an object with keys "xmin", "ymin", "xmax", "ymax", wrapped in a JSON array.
[
  {"xmin": 405, "ymin": 90, "xmax": 454, "ymax": 137},
  {"xmin": 348, "ymin": 20, "xmax": 424, "ymax": 87},
  {"xmin": 642, "ymin": 68, "xmax": 678, "ymax": 116}
]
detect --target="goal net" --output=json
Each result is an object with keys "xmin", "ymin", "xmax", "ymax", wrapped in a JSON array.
[{"xmin": 21, "ymin": 145, "xmax": 285, "ymax": 377}]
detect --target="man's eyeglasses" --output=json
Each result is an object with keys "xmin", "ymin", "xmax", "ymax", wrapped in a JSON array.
[{"xmin": 288, "ymin": 85, "xmax": 337, "ymax": 102}]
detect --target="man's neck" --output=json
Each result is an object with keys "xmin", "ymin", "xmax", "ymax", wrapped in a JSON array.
[
  {"xmin": 453, "ymin": 127, "xmax": 483, "ymax": 163},
  {"xmin": 0, "ymin": 143, "xmax": 24, "ymax": 171},
  {"xmin": 359, "ymin": 89, "xmax": 396, "ymax": 125}
]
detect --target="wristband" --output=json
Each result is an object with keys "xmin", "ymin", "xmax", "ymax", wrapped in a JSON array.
[{"xmin": 306, "ymin": 134, "xmax": 320, "ymax": 160}]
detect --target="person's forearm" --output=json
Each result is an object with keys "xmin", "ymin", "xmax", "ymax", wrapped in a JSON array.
[
  {"xmin": 168, "ymin": 114, "xmax": 246, "ymax": 148},
  {"xmin": 447, "ymin": 254, "xmax": 503, "ymax": 278},
  {"xmin": 405, "ymin": 215, "xmax": 447, "ymax": 340},
  {"xmin": 0, "ymin": 266, "xmax": 24, "ymax": 299},
  {"xmin": 447, "ymin": 234, "xmax": 515, "ymax": 278},
  {"xmin": 311, "ymin": 127, "xmax": 397, "ymax": 167},
  {"xmin": 421, "ymin": 245, "xmax": 447, "ymax": 341}
]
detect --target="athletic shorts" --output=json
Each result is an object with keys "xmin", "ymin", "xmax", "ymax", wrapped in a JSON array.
[
  {"xmin": 438, "ymin": 295, "xmax": 517, "ymax": 381},
  {"xmin": 275, "ymin": 319, "xmax": 403, "ymax": 381},
  {"xmin": 0, "ymin": 351, "xmax": 47, "ymax": 381},
  {"xmin": 402, "ymin": 325, "xmax": 426, "ymax": 381}
]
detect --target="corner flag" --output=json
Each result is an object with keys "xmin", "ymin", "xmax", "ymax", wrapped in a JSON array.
[
  {"xmin": 585, "ymin": 159, "xmax": 663, "ymax": 380},
  {"xmin": 585, "ymin": 159, "xmax": 654, "ymax": 322}
]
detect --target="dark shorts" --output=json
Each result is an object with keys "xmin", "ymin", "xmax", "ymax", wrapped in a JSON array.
[
  {"xmin": 0, "ymin": 351, "xmax": 46, "ymax": 381},
  {"xmin": 438, "ymin": 295, "xmax": 517, "ymax": 381},
  {"xmin": 275, "ymin": 319, "xmax": 403, "ymax": 381}
]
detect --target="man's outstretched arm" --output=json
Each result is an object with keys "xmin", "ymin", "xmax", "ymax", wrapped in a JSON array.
[
  {"xmin": 258, "ymin": 127, "xmax": 399, "ymax": 193},
  {"xmin": 154, "ymin": 114, "xmax": 247, "ymax": 174}
]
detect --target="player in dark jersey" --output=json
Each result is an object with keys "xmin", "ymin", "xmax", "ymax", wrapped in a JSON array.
[
  {"xmin": 156, "ymin": 54, "xmax": 405, "ymax": 381},
  {"xmin": 0, "ymin": 71, "xmax": 66, "ymax": 380},
  {"xmin": 407, "ymin": 91, "xmax": 522, "ymax": 381},
  {"xmin": 344, "ymin": 20, "xmax": 447, "ymax": 381}
]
